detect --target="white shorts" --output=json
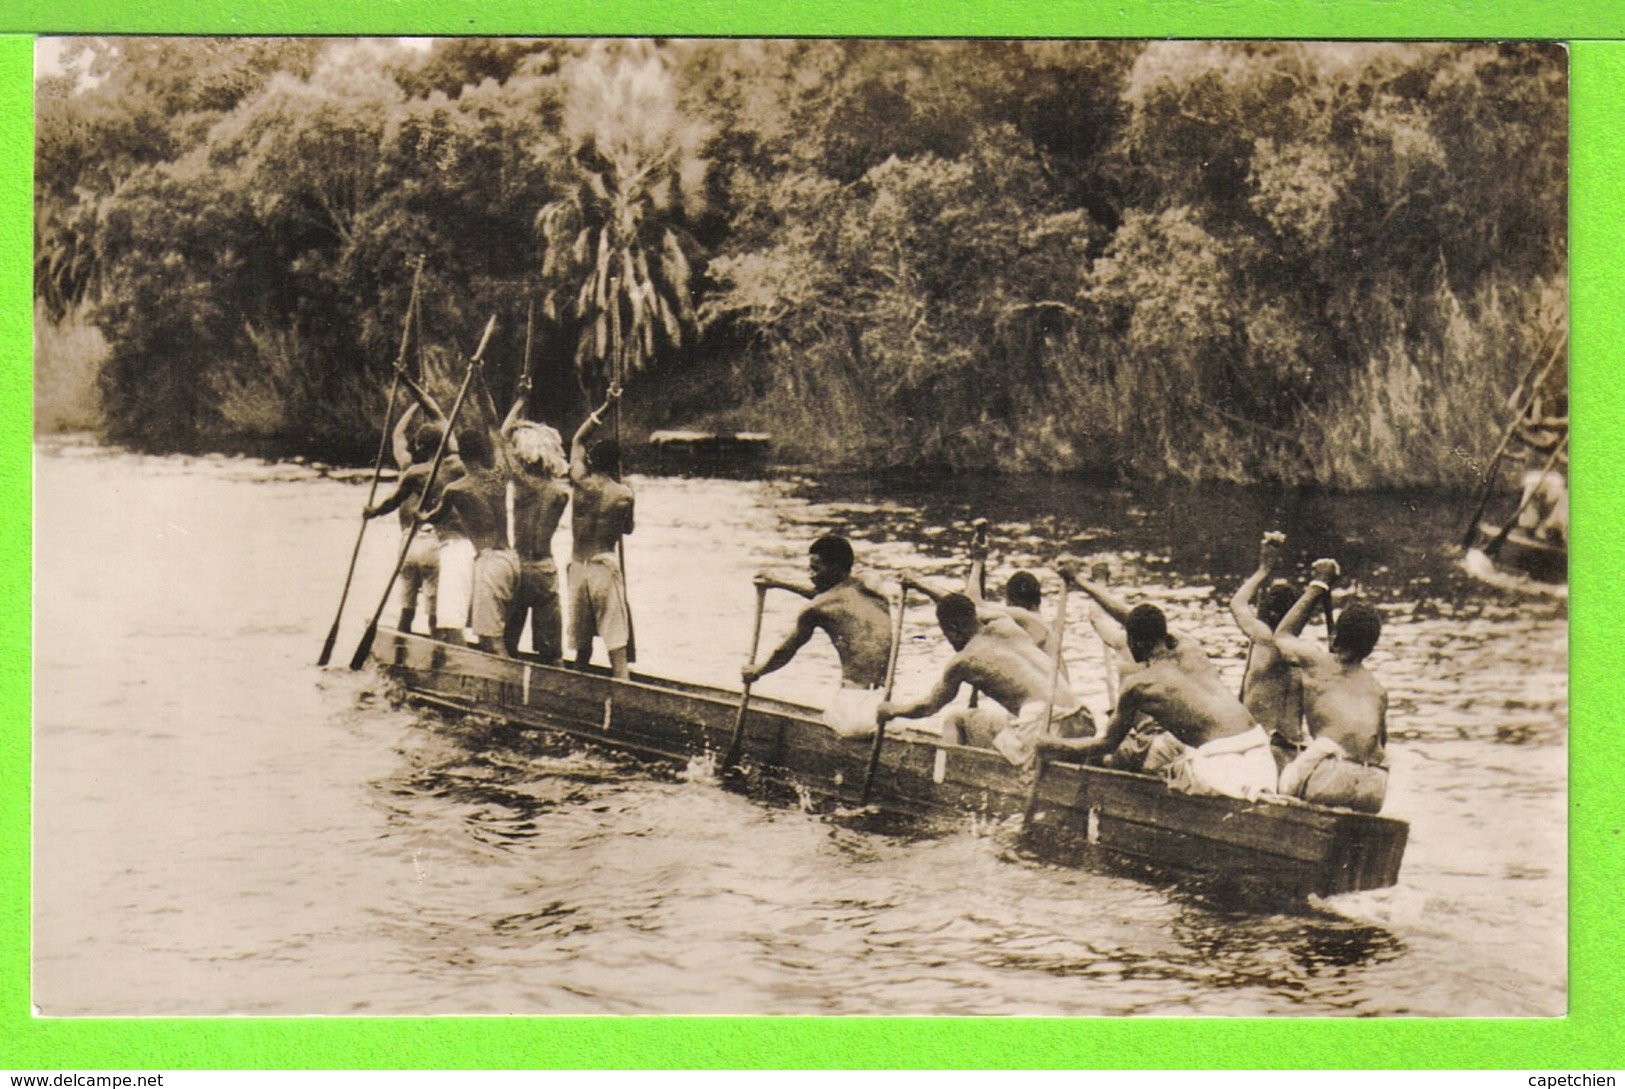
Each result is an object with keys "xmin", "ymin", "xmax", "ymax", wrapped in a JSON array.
[{"xmin": 437, "ymin": 536, "xmax": 476, "ymax": 629}]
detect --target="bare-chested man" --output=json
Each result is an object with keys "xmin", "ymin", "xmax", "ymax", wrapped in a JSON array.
[
  {"xmin": 418, "ymin": 428, "xmax": 515, "ymax": 656},
  {"xmin": 569, "ymin": 389, "xmax": 635, "ymax": 678},
  {"xmin": 364, "ymin": 403, "xmax": 464, "ymax": 635},
  {"xmin": 499, "ymin": 376, "xmax": 570, "ymax": 662},
  {"xmin": 1272, "ymin": 560, "xmax": 1390, "ymax": 813},
  {"xmin": 1040, "ymin": 564, "xmax": 1276, "ymax": 800},
  {"xmin": 388, "ymin": 369, "xmax": 476, "ymax": 644},
  {"xmin": 876, "ymin": 592, "xmax": 1091, "ymax": 765},
  {"xmin": 1229, "ymin": 531, "xmax": 1310, "ymax": 770},
  {"xmin": 743, "ymin": 535, "xmax": 894, "ymax": 738}
]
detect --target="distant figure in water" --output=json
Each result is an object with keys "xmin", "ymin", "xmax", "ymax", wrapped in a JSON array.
[
  {"xmin": 1272, "ymin": 559, "xmax": 1390, "ymax": 814},
  {"xmin": 569, "ymin": 387, "xmax": 636, "ymax": 678},
  {"xmin": 1516, "ymin": 469, "xmax": 1568, "ymax": 546},
  {"xmin": 500, "ymin": 375, "xmax": 570, "ymax": 662},
  {"xmin": 745, "ymin": 535, "xmax": 895, "ymax": 738},
  {"xmin": 1229, "ymin": 531, "xmax": 1311, "ymax": 771}
]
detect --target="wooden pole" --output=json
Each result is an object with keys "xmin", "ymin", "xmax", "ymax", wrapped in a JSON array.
[
  {"xmin": 859, "ymin": 586, "xmax": 908, "ymax": 807},
  {"xmin": 721, "ymin": 583, "xmax": 771, "ymax": 774},
  {"xmin": 349, "ymin": 315, "xmax": 497, "ymax": 670},
  {"xmin": 1023, "ymin": 574, "xmax": 1070, "ymax": 827},
  {"xmin": 317, "ymin": 255, "xmax": 425, "ymax": 666}
]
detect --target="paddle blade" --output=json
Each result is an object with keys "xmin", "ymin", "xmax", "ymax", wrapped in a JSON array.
[
  {"xmin": 316, "ymin": 622, "xmax": 339, "ymax": 667},
  {"xmin": 349, "ymin": 621, "xmax": 380, "ymax": 671}
]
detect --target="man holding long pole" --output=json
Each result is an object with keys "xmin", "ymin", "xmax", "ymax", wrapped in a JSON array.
[{"xmin": 569, "ymin": 386, "xmax": 636, "ymax": 678}]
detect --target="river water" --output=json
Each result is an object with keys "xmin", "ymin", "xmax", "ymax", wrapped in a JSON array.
[{"xmin": 31, "ymin": 439, "xmax": 1567, "ymax": 1017}]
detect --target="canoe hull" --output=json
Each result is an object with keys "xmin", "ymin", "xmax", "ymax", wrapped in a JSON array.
[
  {"xmin": 1474, "ymin": 521, "xmax": 1567, "ymax": 584},
  {"xmin": 373, "ymin": 629, "xmax": 1408, "ymax": 898}
]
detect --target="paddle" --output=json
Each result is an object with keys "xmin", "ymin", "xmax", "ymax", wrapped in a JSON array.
[
  {"xmin": 721, "ymin": 582, "xmax": 771, "ymax": 774},
  {"xmin": 611, "ymin": 342, "xmax": 637, "ymax": 664},
  {"xmin": 349, "ymin": 315, "xmax": 497, "ymax": 671},
  {"xmin": 1482, "ymin": 431, "xmax": 1569, "ymax": 560},
  {"xmin": 1090, "ymin": 561, "xmax": 1119, "ymax": 711},
  {"xmin": 1460, "ymin": 330, "xmax": 1567, "ymax": 550},
  {"xmin": 1023, "ymin": 571, "xmax": 1070, "ymax": 828},
  {"xmin": 967, "ymin": 518, "xmax": 989, "ymax": 710},
  {"xmin": 317, "ymin": 256, "xmax": 425, "ymax": 666},
  {"xmin": 859, "ymin": 584, "xmax": 908, "ymax": 807}
]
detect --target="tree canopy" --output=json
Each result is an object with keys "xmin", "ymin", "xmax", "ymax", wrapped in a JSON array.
[{"xmin": 35, "ymin": 37, "xmax": 1566, "ymax": 486}]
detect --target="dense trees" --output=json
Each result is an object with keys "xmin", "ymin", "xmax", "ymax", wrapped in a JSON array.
[{"xmin": 35, "ymin": 38, "xmax": 1566, "ymax": 486}]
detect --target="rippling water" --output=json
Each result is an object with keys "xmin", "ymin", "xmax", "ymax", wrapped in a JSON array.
[{"xmin": 32, "ymin": 439, "xmax": 1566, "ymax": 1016}]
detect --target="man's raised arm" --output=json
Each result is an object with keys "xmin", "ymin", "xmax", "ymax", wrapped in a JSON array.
[
  {"xmin": 391, "ymin": 403, "xmax": 420, "ymax": 472},
  {"xmin": 501, "ymin": 375, "xmax": 532, "ymax": 441},
  {"xmin": 1274, "ymin": 559, "xmax": 1339, "ymax": 667},
  {"xmin": 1230, "ymin": 531, "xmax": 1286, "ymax": 642},
  {"xmin": 570, "ymin": 386, "xmax": 620, "ymax": 481},
  {"xmin": 1057, "ymin": 559, "xmax": 1135, "ymax": 625}
]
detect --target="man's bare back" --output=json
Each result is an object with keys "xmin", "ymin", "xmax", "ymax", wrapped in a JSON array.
[
  {"xmin": 946, "ymin": 618, "xmax": 1076, "ymax": 716},
  {"xmin": 570, "ymin": 475, "xmax": 633, "ymax": 560},
  {"xmin": 1274, "ymin": 565, "xmax": 1388, "ymax": 763},
  {"xmin": 744, "ymin": 537, "xmax": 893, "ymax": 690}
]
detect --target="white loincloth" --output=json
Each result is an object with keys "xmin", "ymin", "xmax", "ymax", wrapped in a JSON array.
[
  {"xmin": 822, "ymin": 686, "xmax": 884, "ymax": 739},
  {"xmin": 1159, "ymin": 724, "xmax": 1277, "ymax": 800}
]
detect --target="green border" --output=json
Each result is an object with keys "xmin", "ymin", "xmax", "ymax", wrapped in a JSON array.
[{"xmin": 5, "ymin": 0, "xmax": 1621, "ymax": 1070}]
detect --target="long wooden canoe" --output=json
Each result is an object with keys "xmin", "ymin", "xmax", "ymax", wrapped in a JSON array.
[{"xmin": 373, "ymin": 628, "xmax": 1409, "ymax": 898}]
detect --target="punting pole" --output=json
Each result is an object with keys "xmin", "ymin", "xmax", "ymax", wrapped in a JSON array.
[
  {"xmin": 349, "ymin": 315, "xmax": 497, "ymax": 670},
  {"xmin": 722, "ymin": 582, "xmax": 771, "ymax": 774},
  {"xmin": 317, "ymin": 255, "xmax": 425, "ymax": 666},
  {"xmin": 1023, "ymin": 571, "xmax": 1070, "ymax": 827},
  {"xmin": 859, "ymin": 584, "xmax": 908, "ymax": 807},
  {"xmin": 612, "ymin": 340, "xmax": 637, "ymax": 663},
  {"xmin": 1460, "ymin": 329, "xmax": 1567, "ymax": 550}
]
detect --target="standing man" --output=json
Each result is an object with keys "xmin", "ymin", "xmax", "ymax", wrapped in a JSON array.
[
  {"xmin": 570, "ymin": 387, "xmax": 636, "ymax": 679},
  {"xmin": 876, "ymin": 592, "xmax": 1092, "ymax": 765},
  {"xmin": 363, "ymin": 404, "xmax": 462, "ymax": 635},
  {"xmin": 744, "ymin": 535, "xmax": 895, "ymax": 738},
  {"xmin": 1042, "ymin": 564, "xmax": 1276, "ymax": 800},
  {"xmin": 1229, "ymin": 531, "xmax": 1311, "ymax": 769},
  {"xmin": 1272, "ymin": 561, "xmax": 1391, "ymax": 813},
  {"xmin": 500, "ymin": 378, "xmax": 571, "ymax": 662},
  {"xmin": 418, "ymin": 429, "xmax": 516, "ymax": 657}
]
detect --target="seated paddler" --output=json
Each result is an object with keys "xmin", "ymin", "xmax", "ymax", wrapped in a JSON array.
[
  {"xmin": 1271, "ymin": 559, "xmax": 1391, "ymax": 813},
  {"xmin": 1036, "ymin": 598, "xmax": 1277, "ymax": 801},
  {"xmin": 743, "ymin": 535, "xmax": 896, "ymax": 739},
  {"xmin": 875, "ymin": 592, "xmax": 1092, "ymax": 765}
]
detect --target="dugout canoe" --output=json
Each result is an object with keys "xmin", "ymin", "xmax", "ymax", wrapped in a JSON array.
[
  {"xmin": 372, "ymin": 628, "xmax": 1409, "ymax": 898},
  {"xmin": 1471, "ymin": 520, "xmax": 1567, "ymax": 585}
]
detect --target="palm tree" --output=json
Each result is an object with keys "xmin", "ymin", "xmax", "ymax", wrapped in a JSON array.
[{"xmin": 536, "ymin": 42, "xmax": 702, "ymax": 402}]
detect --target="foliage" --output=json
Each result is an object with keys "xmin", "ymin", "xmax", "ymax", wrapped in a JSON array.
[
  {"xmin": 536, "ymin": 43, "xmax": 704, "ymax": 398},
  {"xmin": 34, "ymin": 37, "xmax": 1566, "ymax": 489}
]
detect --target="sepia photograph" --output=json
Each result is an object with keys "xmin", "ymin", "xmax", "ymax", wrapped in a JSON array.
[{"xmin": 31, "ymin": 36, "xmax": 1568, "ymax": 1018}]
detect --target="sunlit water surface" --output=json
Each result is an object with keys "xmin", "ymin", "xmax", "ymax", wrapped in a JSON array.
[{"xmin": 33, "ymin": 440, "xmax": 1566, "ymax": 1016}]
